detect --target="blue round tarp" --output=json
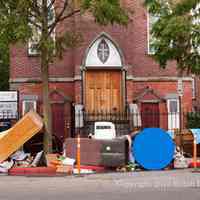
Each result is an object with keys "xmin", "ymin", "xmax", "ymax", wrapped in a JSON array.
[{"xmin": 132, "ymin": 128, "xmax": 175, "ymax": 170}]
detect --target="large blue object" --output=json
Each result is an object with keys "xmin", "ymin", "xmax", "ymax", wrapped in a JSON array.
[{"xmin": 132, "ymin": 128, "xmax": 175, "ymax": 170}]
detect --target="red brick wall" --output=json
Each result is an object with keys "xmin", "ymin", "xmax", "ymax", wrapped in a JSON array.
[
  {"xmin": 128, "ymin": 81, "xmax": 193, "ymax": 112},
  {"xmin": 10, "ymin": 0, "xmax": 178, "ymax": 80},
  {"xmin": 10, "ymin": 45, "xmax": 75, "ymax": 79},
  {"xmin": 126, "ymin": 80, "xmax": 193, "ymax": 130},
  {"xmin": 9, "ymin": 0, "xmax": 194, "ymax": 118},
  {"xmin": 10, "ymin": 82, "xmax": 74, "ymax": 116}
]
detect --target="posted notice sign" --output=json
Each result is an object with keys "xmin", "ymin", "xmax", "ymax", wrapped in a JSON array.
[
  {"xmin": 0, "ymin": 91, "xmax": 18, "ymax": 119},
  {"xmin": 177, "ymin": 78, "xmax": 183, "ymax": 97}
]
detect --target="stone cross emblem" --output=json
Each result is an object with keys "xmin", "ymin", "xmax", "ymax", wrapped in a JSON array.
[{"xmin": 97, "ymin": 39, "xmax": 110, "ymax": 63}]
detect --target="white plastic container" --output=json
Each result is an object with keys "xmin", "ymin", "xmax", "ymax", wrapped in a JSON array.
[{"xmin": 94, "ymin": 121, "xmax": 116, "ymax": 140}]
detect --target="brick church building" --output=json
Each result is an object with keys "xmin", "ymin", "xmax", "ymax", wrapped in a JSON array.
[{"xmin": 9, "ymin": 0, "xmax": 196, "ymax": 141}]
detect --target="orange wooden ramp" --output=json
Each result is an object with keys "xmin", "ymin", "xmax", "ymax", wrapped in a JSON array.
[{"xmin": 0, "ymin": 111, "xmax": 43, "ymax": 162}]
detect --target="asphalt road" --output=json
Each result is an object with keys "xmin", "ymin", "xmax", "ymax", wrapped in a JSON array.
[{"xmin": 1, "ymin": 169, "xmax": 200, "ymax": 200}]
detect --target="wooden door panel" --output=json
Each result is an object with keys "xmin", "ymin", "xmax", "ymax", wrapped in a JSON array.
[
  {"xmin": 141, "ymin": 103, "xmax": 160, "ymax": 128},
  {"xmin": 85, "ymin": 70, "xmax": 122, "ymax": 113},
  {"xmin": 52, "ymin": 104, "xmax": 65, "ymax": 142},
  {"xmin": 96, "ymin": 88, "xmax": 102, "ymax": 111},
  {"xmin": 112, "ymin": 89, "xmax": 119, "ymax": 111},
  {"xmin": 86, "ymin": 88, "xmax": 95, "ymax": 111},
  {"xmin": 105, "ymin": 89, "xmax": 111, "ymax": 111},
  {"xmin": 111, "ymin": 72, "xmax": 121, "ymax": 89},
  {"xmin": 96, "ymin": 75, "xmax": 102, "ymax": 89},
  {"xmin": 105, "ymin": 73, "xmax": 111, "ymax": 89}
]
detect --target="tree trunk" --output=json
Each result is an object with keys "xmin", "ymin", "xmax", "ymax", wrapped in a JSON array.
[
  {"xmin": 41, "ymin": 0, "xmax": 53, "ymax": 154},
  {"xmin": 41, "ymin": 53, "xmax": 53, "ymax": 154}
]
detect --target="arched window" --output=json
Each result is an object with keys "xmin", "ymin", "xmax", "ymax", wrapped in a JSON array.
[{"xmin": 85, "ymin": 34, "xmax": 123, "ymax": 67}]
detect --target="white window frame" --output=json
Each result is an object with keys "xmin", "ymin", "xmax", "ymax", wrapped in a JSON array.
[
  {"xmin": 28, "ymin": 29, "xmax": 56, "ymax": 56},
  {"xmin": 147, "ymin": 11, "xmax": 151, "ymax": 55},
  {"xmin": 192, "ymin": 77, "xmax": 196, "ymax": 99},
  {"xmin": 147, "ymin": 12, "xmax": 159, "ymax": 55},
  {"xmin": 28, "ymin": 0, "xmax": 56, "ymax": 56},
  {"xmin": 28, "ymin": 27, "xmax": 41, "ymax": 55},
  {"xmin": 167, "ymin": 98, "xmax": 180, "ymax": 130},
  {"xmin": 22, "ymin": 100, "xmax": 37, "ymax": 116}
]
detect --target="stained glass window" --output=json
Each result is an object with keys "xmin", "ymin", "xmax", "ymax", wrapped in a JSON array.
[{"xmin": 97, "ymin": 39, "xmax": 110, "ymax": 63}]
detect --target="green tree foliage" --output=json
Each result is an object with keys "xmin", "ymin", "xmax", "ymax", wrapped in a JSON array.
[
  {"xmin": 0, "ymin": 42, "xmax": 9, "ymax": 91},
  {"xmin": 145, "ymin": 0, "xmax": 200, "ymax": 74},
  {"xmin": 186, "ymin": 112, "xmax": 200, "ymax": 128},
  {"xmin": 0, "ymin": 0, "xmax": 129, "ymax": 153}
]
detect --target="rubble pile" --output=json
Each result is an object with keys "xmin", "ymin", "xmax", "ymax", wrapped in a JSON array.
[
  {"xmin": 173, "ymin": 147, "xmax": 191, "ymax": 169},
  {"xmin": 0, "ymin": 111, "xmax": 200, "ymax": 176},
  {"xmin": 46, "ymin": 154, "xmax": 75, "ymax": 174},
  {"xmin": 0, "ymin": 150, "xmax": 80, "ymax": 175},
  {"xmin": 0, "ymin": 150, "xmax": 44, "ymax": 173}
]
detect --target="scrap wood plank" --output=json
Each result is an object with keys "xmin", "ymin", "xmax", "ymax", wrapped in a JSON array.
[
  {"xmin": 0, "ymin": 111, "xmax": 43, "ymax": 162},
  {"xmin": 45, "ymin": 154, "xmax": 59, "ymax": 167}
]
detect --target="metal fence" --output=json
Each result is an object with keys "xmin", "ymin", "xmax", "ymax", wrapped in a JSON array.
[
  {"xmin": 1, "ymin": 110, "xmax": 199, "ymax": 137},
  {"xmin": 73, "ymin": 111, "xmax": 194, "ymax": 137}
]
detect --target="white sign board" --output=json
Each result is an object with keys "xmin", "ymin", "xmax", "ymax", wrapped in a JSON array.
[
  {"xmin": 177, "ymin": 79, "xmax": 183, "ymax": 97},
  {"xmin": 0, "ymin": 91, "xmax": 18, "ymax": 119}
]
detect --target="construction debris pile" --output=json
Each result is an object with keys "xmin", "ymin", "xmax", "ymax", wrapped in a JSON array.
[
  {"xmin": 46, "ymin": 154, "xmax": 75, "ymax": 174},
  {"xmin": 0, "ymin": 147, "xmax": 107, "ymax": 175},
  {"xmin": 0, "ymin": 150, "xmax": 42, "ymax": 173},
  {"xmin": 0, "ymin": 111, "xmax": 106, "ymax": 175},
  {"xmin": 1, "ymin": 111, "xmax": 200, "ymax": 176}
]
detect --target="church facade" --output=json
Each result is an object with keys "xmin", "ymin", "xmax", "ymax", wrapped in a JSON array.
[{"xmin": 9, "ymin": 0, "xmax": 196, "ymax": 140}]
